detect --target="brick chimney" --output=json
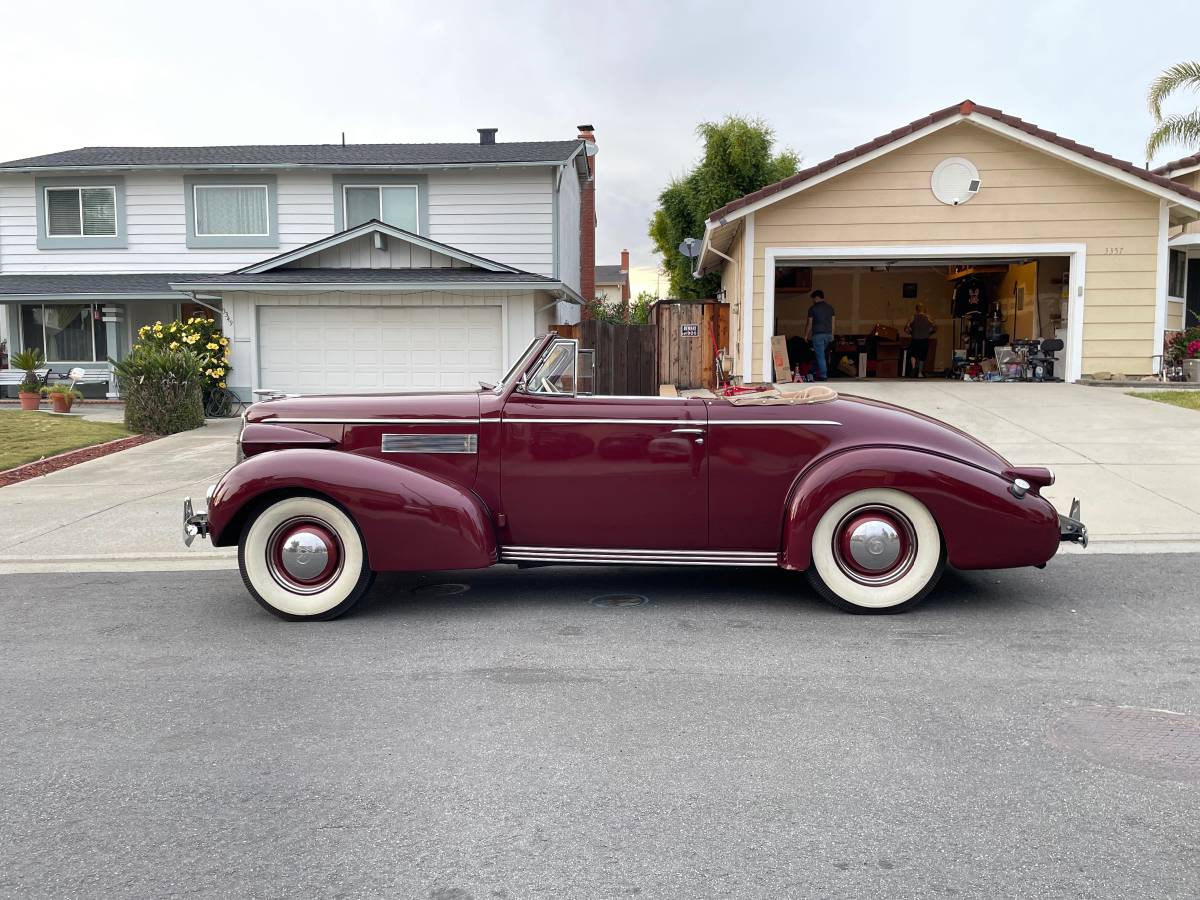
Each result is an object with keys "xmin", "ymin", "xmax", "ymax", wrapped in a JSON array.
[
  {"xmin": 577, "ymin": 124, "xmax": 596, "ymax": 312},
  {"xmin": 620, "ymin": 248, "xmax": 630, "ymax": 303}
]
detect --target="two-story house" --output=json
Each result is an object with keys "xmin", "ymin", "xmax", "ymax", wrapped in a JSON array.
[{"xmin": 0, "ymin": 126, "xmax": 597, "ymax": 398}]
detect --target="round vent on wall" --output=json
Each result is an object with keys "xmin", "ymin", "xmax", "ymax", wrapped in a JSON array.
[{"xmin": 931, "ymin": 157, "xmax": 981, "ymax": 206}]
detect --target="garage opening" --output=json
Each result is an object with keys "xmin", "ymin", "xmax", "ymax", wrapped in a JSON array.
[{"xmin": 770, "ymin": 254, "xmax": 1072, "ymax": 382}]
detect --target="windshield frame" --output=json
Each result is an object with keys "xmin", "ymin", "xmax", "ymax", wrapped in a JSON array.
[{"xmin": 492, "ymin": 335, "xmax": 551, "ymax": 394}]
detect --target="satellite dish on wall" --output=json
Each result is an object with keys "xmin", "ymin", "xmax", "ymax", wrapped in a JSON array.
[
  {"xmin": 678, "ymin": 237, "xmax": 702, "ymax": 258},
  {"xmin": 931, "ymin": 157, "xmax": 982, "ymax": 206}
]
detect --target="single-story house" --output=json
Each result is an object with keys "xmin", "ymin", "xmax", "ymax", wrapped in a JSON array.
[
  {"xmin": 595, "ymin": 249, "xmax": 631, "ymax": 305},
  {"xmin": 697, "ymin": 100, "xmax": 1200, "ymax": 382}
]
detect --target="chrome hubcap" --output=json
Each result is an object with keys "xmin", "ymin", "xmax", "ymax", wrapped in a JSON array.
[
  {"xmin": 280, "ymin": 529, "xmax": 332, "ymax": 581},
  {"xmin": 266, "ymin": 517, "xmax": 343, "ymax": 594},
  {"xmin": 833, "ymin": 505, "xmax": 918, "ymax": 586},
  {"xmin": 847, "ymin": 519, "xmax": 903, "ymax": 571}
]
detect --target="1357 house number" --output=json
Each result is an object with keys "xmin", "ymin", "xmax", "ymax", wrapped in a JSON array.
[{"xmin": 1103, "ymin": 246, "xmax": 1124, "ymax": 255}]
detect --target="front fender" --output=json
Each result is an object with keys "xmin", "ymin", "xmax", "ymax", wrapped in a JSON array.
[
  {"xmin": 780, "ymin": 447, "xmax": 1060, "ymax": 572},
  {"xmin": 207, "ymin": 448, "xmax": 497, "ymax": 572}
]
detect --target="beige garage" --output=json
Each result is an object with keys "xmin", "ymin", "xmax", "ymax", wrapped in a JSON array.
[{"xmin": 698, "ymin": 101, "xmax": 1200, "ymax": 382}]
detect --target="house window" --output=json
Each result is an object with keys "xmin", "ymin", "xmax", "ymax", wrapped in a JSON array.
[
  {"xmin": 1168, "ymin": 249, "xmax": 1187, "ymax": 299},
  {"xmin": 44, "ymin": 186, "xmax": 117, "ymax": 237},
  {"xmin": 19, "ymin": 304, "xmax": 108, "ymax": 362},
  {"xmin": 343, "ymin": 185, "xmax": 419, "ymax": 232},
  {"xmin": 193, "ymin": 185, "xmax": 270, "ymax": 236}
]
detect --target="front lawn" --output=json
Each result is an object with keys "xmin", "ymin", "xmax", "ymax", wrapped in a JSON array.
[
  {"xmin": 1127, "ymin": 390, "xmax": 1200, "ymax": 411},
  {"xmin": 0, "ymin": 410, "xmax": 132, "ymax": 471}
]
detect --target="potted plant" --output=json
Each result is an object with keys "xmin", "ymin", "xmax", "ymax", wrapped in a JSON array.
[
  {"xmin": 45, "ymin": 382, "xmax": 81, "ymax": 413},
  {"xmin": 11, "ymin": 348, "xmax": 46, "ymax": 411}
]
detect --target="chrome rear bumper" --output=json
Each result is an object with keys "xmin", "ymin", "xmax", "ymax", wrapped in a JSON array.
[{"xmin": 1058, "ymin": 498, "xmax": 1088, "ymax": 547}]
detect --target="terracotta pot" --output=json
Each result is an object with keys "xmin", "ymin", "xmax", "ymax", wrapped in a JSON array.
[
  {"xmin": 50, "ymin": 393, "xmax": 70, "ymax": 413},
  {"xmin": 18, "ymin": 391, "xmax": 41, "ymax": 411}
]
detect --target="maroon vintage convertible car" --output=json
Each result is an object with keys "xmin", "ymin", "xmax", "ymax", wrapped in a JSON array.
[{"xmin": 183, "ymin": 333, "xmax": 1086, "ymax": 620}]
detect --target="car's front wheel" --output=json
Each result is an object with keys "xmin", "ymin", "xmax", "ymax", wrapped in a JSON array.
[
  {"xmin": 806, "ymin": 488, "xmax": 945, "ymax": 613},
  {"xmin": 238, "ymin": 495, "xmax": 374, "ymax": 621}
]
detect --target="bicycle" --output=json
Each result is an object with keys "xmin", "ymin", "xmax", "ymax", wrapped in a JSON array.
[{"xmin": 203, "ymin": 385, "xmax": 247, "ymax": 418}]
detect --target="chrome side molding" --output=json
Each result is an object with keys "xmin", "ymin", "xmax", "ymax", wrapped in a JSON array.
[
  {"xmin": 500, "ymin": 546, "xmax": 779, "ymax": 567},
  {"xmin": 382, "ymin": 433, "xmax": 478, "ymax": 454}
]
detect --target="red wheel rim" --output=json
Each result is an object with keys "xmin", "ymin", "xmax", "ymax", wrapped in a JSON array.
[
  {"xmin": 831, "ymin": 505, "xmax": 918, "ymax": 586},
  {"xmin": 265, "ymin": 517, "xmax": 344, "ymax": 594}
]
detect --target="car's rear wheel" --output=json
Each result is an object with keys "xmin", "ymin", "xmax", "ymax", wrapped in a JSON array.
[
  {"xmin": 238, "ymin": 496, "xmax": 374, "ymax": 621},
  {"xmin": 806, "ymin": 488, "xmax": 945, "ymax": 614}
]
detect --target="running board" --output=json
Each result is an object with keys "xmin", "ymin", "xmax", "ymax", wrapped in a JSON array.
[{"xmin": 500, "ymin": 546, "xmax": 780, "ymax": 567}]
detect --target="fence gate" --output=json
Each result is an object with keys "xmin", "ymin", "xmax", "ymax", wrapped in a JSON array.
[{"xmin": 652, "ymin": 300, "xmax": 729, "ymax": 391}]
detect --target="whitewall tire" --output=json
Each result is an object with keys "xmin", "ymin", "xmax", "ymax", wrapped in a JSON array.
[
  {"xmin": 806, "ymin": 488, "xmax": 945, "ymax": 614},
  {"xmin": 238, "ymin": 496, "xmax": 374, "ymax": 621}
]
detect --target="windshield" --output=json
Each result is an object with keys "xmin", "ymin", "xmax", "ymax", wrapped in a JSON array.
[
  {"xmin": 525, "ymin": 340, "xmax": 577, "ymax": 394},
  {"xmin": 492, "ymin": 337, "xmax": 547, "ymax": 393}
]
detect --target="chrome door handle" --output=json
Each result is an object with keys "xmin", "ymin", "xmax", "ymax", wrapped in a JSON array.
[{"xmin": 671, "ymin": 427, "xmax": 705, "ymax": 434}]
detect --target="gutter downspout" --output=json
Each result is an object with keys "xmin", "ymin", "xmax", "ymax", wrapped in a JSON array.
[{"xmin": 177, "ymin": 291, "xmax": 233, "ymax": 327}]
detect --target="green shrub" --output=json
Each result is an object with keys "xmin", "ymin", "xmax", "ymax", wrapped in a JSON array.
[
  {"xmin": 112, "ymin": 346, "xmax": 205, "ymax": 434},
  {"xmin": 11, "ymin": 348, "xmax": 46, "ymax": 393}
]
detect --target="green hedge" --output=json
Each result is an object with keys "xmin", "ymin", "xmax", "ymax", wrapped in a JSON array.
[{"xmin": 112, "ymin": 347, "xmax": 205, "ymax": 434}]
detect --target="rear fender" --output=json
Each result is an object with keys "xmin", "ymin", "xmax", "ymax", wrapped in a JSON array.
[
  {"xmin": 206, "ymin": 448, "xmax": 496, "ymax": 572},
  {"xmin": 780, "ymin": 447, "xmax": 1059, "ymax": 571}
]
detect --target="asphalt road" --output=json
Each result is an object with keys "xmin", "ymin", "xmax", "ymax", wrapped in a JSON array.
[{"xmin": 2, "ymin": 555, "xmax": 1198, "ymax": 899}]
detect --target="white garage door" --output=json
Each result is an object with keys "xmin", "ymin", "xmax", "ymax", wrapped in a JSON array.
[{"xmin": 257, "ymin": 305, "xmax": 504, "ymax": 393}]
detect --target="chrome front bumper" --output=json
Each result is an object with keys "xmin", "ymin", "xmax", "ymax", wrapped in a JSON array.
[
  {"xmin": 1058, "ymin": 498, "xmax": 1088, "ymax": 547},
  {"xmin": 183, "ymin": 497, "xmax": 210, "ymax": 547}
]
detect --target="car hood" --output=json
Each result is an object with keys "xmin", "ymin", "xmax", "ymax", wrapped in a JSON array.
[
  {"xmin": 830, "ymin": 393, "xmax": 1010, "ymax": 474},
  {"xmin": 245, "ymin": 389, "xmax": 482, "ymax": 424}
]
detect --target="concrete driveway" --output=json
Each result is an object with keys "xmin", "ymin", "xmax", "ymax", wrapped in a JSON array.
[
  {"xmin": 0, "ymin": 418, "xmax": 239, "ymax": 574},
  {"xmin": 838, "ymin": 381, "xmax": 1200, "ymax": 551},
  {"xmin": 1, "ymin": 383, "xmax": 1195, "ymax": 575}
]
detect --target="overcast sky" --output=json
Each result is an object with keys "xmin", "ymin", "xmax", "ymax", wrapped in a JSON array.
[{"xmin": 3, "ymin": 0, "xmax": 1199, "ymax": 296}]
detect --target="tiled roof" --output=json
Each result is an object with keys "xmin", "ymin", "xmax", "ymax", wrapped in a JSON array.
[
  {"xmin": 173, "ymin": 268, "xmax": 559, "ymax": 286},
  {"xmin": 1151, "ymin": 153, "xmax": 1200, "ymax": 175},
  {"xmin": 708, "ymin": 100, "xmax": 1200, "ymax": 222},
  {"xmin": 0, "ymin": 141, "xmax": 584, "ymax": 170},
  {"xmin": 594, "ymin": 265, "xmax": 628, "ymax": 285},
  {"xmin": 0, "ymin": 273, "xmax": 194, "ymax": 295}
]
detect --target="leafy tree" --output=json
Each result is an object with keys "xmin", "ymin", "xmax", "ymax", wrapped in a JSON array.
[
  {"xmin": 583, "ymin": 289, "xmax": 654, "ymax": 325},
  {"xmin": 1146, "ymin": 61, "xmax": 1200, "ymax": 159},
  {"xmin": 650, "ymin": 116, "xmax": 799, "ymax": 298}
]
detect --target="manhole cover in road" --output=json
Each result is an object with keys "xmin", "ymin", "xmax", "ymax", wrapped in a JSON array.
[
  {"xmin": 589, "ymin": 593, "xmax": 648, "ymax": 608},
  {"xmin": 412, "ymin": 583, "xmax": 470, "ymax": 597},
  {"xmin": 1050, "ymin": 705, "xmax": 1200, "ymax": 783}
]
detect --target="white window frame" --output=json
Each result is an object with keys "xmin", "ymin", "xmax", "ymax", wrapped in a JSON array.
[
  {"xmin": 341, "ymin": 184, "xmax": 421, "ymax": 233},
  {"xmin": 43, "ymin": 185, "xmax": 118, "ymax": 238},
  {"xmin": 19, "ymin": 302, "xmax": 103, "ymax": 362},
  {"xmin": 192, "ymin": 183, "xmax": 272, "ymax": 237}
]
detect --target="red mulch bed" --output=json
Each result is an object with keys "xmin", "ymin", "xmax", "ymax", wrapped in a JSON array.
[{"xmin": 0, "ymin": 434, "xmax": 159, "ymax": 487}]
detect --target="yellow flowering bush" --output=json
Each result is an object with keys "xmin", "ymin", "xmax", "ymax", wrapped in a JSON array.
[{"xmin": 136, "ymin": 316, "xmax": 231, "ymax": 390}]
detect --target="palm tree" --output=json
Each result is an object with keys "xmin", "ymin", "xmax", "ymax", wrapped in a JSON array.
[{"xmin": 1146, "ymin": 61, "xmax": 1200, "ymax": 160}]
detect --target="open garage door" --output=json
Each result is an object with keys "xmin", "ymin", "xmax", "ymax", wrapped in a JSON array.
[
  {"xmin": 764, "ymin": 244, "xmax": 1083, "ymax": 383},
  {"xmin": 257, "ymin": 305, "xmax": 503, "ymax": 393}
]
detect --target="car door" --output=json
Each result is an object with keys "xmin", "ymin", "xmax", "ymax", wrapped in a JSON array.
[{"xmin": 499, "ymin": 341, "xmax": 709, "ymax": 550}]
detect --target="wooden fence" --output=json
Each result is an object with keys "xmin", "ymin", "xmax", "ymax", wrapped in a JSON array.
[
  {"xmin": 652, "ymin": 300, "xmax": 729, "ymax": 391},
  {"xmin": 551, "ymin": 321, "xmax": 656, "ymax": 396}
]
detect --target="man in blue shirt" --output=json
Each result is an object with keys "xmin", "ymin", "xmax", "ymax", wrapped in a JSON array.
[{"xmin": 804, "ymin": 290, "xmax": 836, "ymax": 381}]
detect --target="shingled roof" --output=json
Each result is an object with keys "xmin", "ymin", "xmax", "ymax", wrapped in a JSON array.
[
  {"xmin": 0, "ymin": 141, "xmax": 584, "ymax": 170},
  {"xmin": 594, "ymin": 265, "xmax": 628, "ymax": 285},
  {"xmin": 708, "ymin": 100, "xmax": 1200, "ymax": 222},
  {"xmin": 173, "ymin": 268, "xmax": 560, "ymax": 287}
]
